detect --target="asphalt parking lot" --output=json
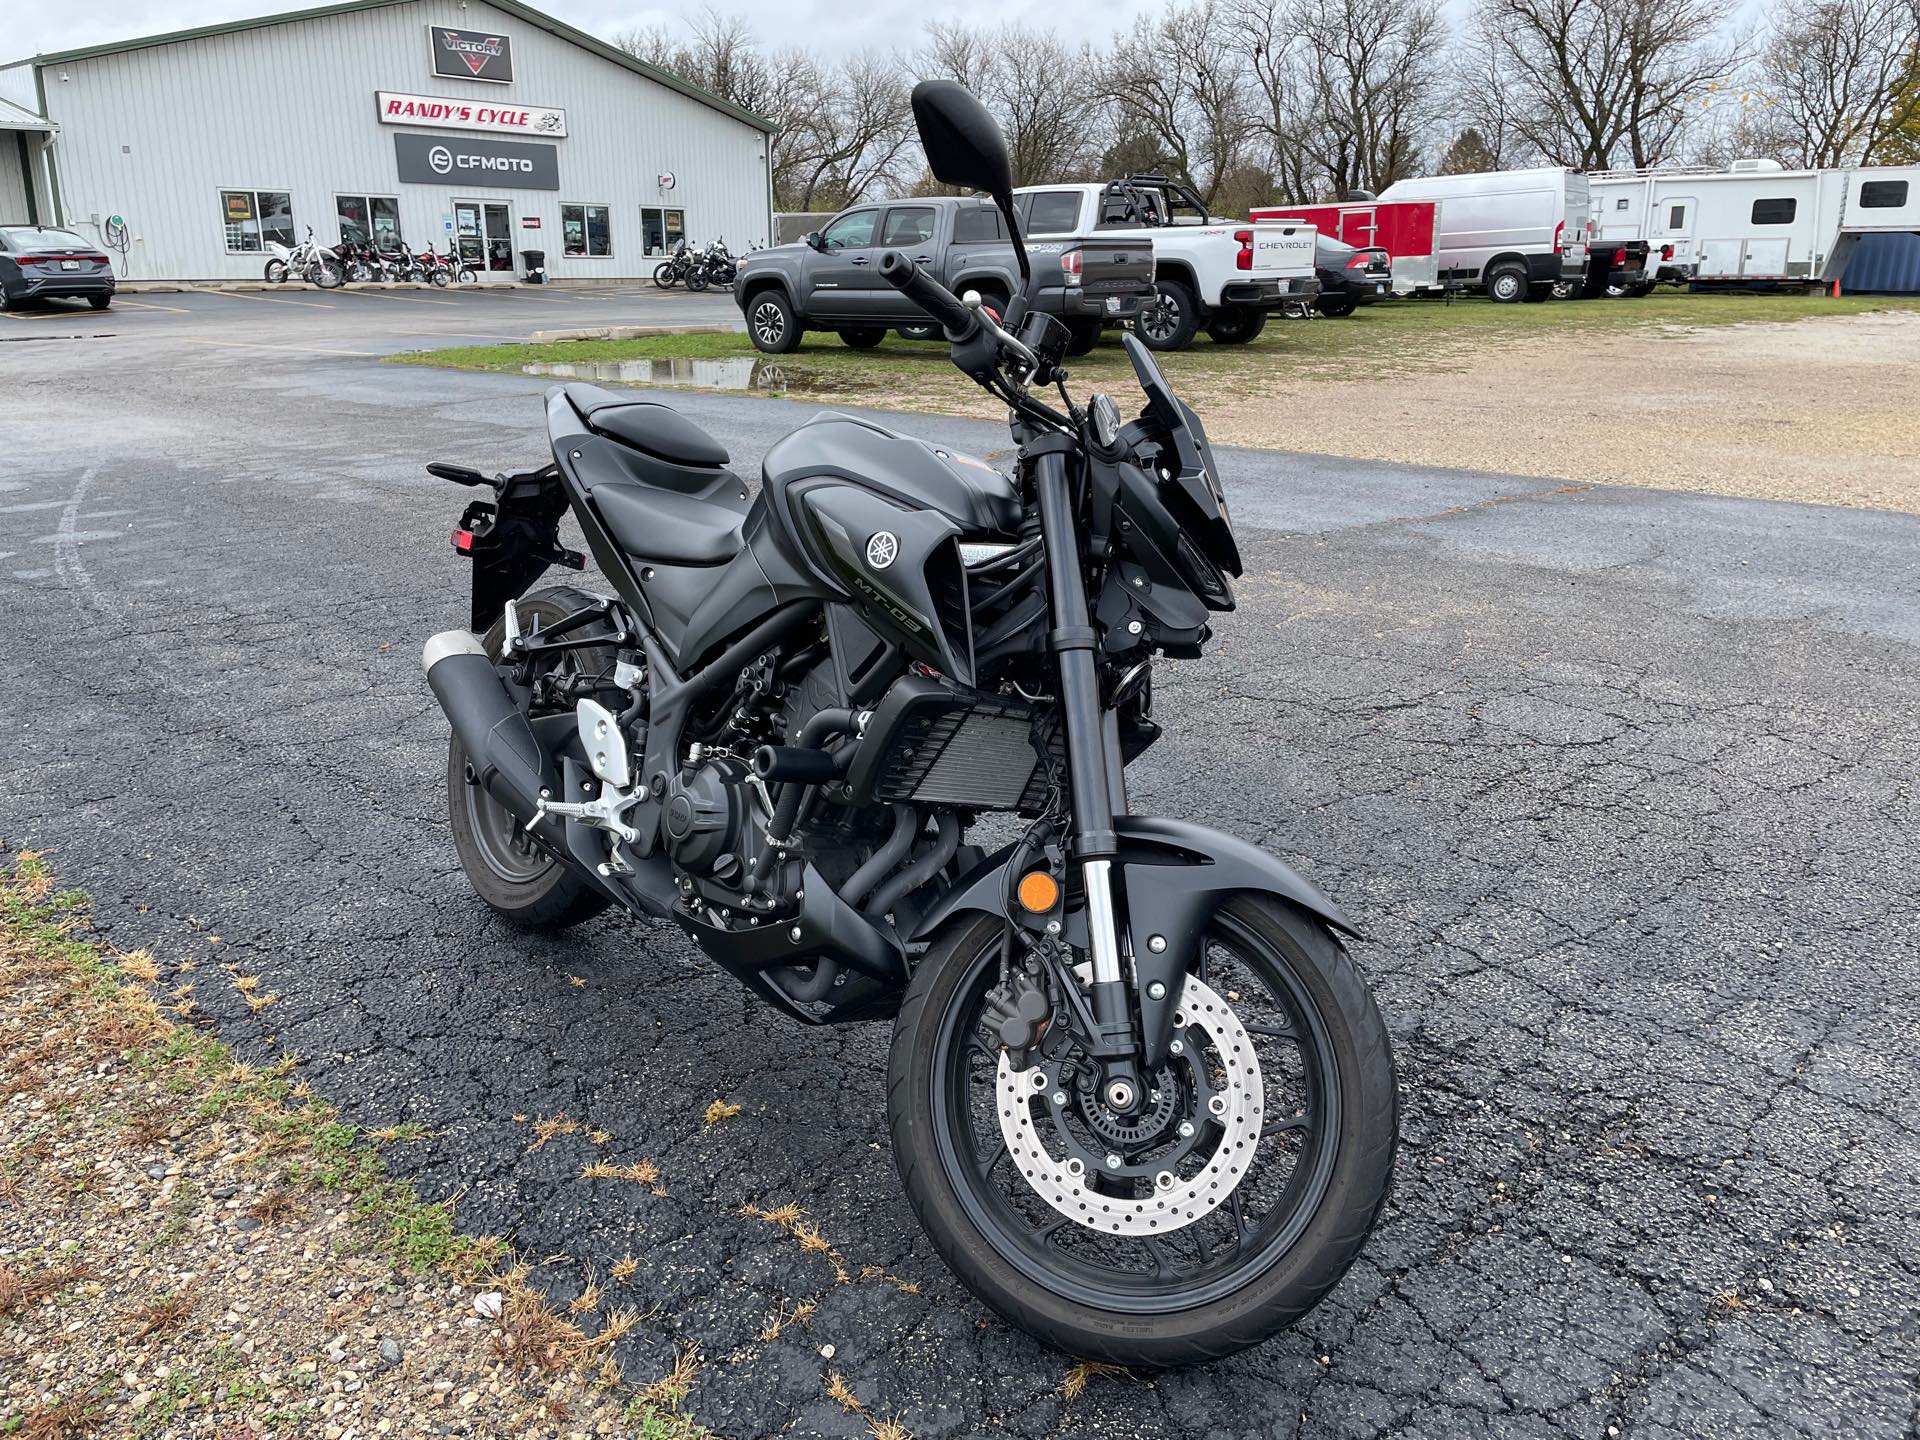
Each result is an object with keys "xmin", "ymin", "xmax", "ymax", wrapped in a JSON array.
[{"xmin": 2, "ymin": 302, "xmax": 1916, "ymax": 1439}]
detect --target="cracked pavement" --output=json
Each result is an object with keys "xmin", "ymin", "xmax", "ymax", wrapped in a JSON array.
[{"xmin": 1, "ymin": 302, "xmax": 1916, "ymax": 1439}]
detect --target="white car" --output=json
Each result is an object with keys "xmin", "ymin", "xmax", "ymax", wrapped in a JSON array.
[{"xmin": 1013, "ymin": 177, "xmax": 1319, "ymax": 350}]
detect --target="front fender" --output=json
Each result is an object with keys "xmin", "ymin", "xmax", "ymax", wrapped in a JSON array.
[{"xmin": 913, "ymin": 816, "xmax": 1358, "ymax": 1069}]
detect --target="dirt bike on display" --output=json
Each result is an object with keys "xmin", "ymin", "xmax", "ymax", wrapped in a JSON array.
[
  {"xmin": 263, "ymin": 228, "xmax": 343, "ymax": 289},
  {"xmin": 417, "ymin": 81, "xmax": 1396, "ymax": 1365}
]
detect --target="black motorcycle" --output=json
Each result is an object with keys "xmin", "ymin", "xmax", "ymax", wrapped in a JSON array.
[
  {"xmin": 695, "ymin": 237, "xmax": 738, "ymax": 290},
  {"xmin": 651, "ymin": 237, "xmax": 696, "ymax": 290},
  {"xmin": 420, "ymin": 81, "xmax": 1395, "ymax": 1365}
]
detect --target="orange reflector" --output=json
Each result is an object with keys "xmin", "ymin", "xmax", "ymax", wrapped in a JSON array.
[{"xmin": 1017, "ymin": 870, "xmax": 1059, "ymax": 913}]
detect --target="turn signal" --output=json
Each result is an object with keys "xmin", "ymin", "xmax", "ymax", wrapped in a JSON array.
[{"xmin": 1017, "ymin": 871, "xmax": 1060, "ymax": 913}]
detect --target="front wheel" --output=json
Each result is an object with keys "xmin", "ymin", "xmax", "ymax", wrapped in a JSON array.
[
  {"xmin": 889, "ymin": 893, "xmax": 1396, "ymax": 1366},
  {"xmin": 686, "ymin": 267, "xmax": 709, "ymax": 292},
  {"xmin": 747, "ymin": 290, "xmax": 803, "ymax": 354},
  {"xmin": 312, "ymin": 259, "xmax": 344, "ymax": 290}
]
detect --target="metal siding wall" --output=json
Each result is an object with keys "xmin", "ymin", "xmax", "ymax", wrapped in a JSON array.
[
  {"xmin": 38, "ymin": 0, "xmax": 769, "ymax": 279},
  {"xmin": 1842, "ymin": 233, "xmax": 1920, "ymax": 295},
  {"xmin": 0, "ymin": 137, "xmax": 30, "ymax": 222}
]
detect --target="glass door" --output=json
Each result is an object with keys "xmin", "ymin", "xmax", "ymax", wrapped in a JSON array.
[{"xmin": 455, "ymin": 201, "xmax": 517, "ymax": 277}]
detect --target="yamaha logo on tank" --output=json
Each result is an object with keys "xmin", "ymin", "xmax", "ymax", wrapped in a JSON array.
[
  {"xmin": 866, "ymin": 531, "xmax": 899, "ymax": 569},
  {"xmin": 394, "ymin": 133, "xmax": 560, "ymax": 191},
  {"xmin": 430, "ymin": 26, "xmax": 514, "ymax": 83}
]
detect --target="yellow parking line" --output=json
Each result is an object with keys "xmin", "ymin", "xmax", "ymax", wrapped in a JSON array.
[
  {"xmin": 113, "ymin": 298, "xmax": 193, "ymax": 313},
  {"xmin": 216, "ymin": 289, "xmax": 336, "ymax": 309},
  {"xmin": 0, "ymin": 308, "xmax": 93, "ymax": 320}
]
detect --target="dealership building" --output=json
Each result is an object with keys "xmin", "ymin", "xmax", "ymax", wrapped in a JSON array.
[{"xmin": 0, "ymin": 0, "xmax": 773, "ymax": 281}]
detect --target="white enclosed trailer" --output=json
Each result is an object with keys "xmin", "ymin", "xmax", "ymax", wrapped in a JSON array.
[{"xmin": 1589, "ymin": 161, "xmax": 1920, "ymax": 286}]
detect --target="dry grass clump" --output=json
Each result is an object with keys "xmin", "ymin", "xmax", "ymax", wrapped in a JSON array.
[
  {"xmin": 1060, "ymin": 1359, "xmax": 1127, "ymax": 1400},
  {"xmin": 702, "ymin": 1097, "xmax": 741, "ymax": 1126}
]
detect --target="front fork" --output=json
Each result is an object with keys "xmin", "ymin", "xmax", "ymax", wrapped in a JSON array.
[{"xmin": 1030, "ymin": 439, "xmax": 1147, "ymax": 1113}]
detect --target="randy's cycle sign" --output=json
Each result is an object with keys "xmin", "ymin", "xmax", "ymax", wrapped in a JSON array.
[
  {"xmin": 393, "ymin": 133, "xmax": 559, "ymax": 190},
  {"xmin": 430, "ymin": 26, "xmax": 514, "ymax": 83}
]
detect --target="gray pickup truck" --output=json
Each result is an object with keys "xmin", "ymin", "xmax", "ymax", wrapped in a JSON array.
[{"xmin": 733, "ymin": 195, "xmax": 1154, "ymax": 355}]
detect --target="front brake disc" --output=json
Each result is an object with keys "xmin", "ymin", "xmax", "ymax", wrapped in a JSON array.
[{"xmin": 995, "ymin": 973, "xmax": 1263, "ymax": 1236}]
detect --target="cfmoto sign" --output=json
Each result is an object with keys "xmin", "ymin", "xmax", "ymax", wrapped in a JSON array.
[{"xmin": 394, "ymin": 133, "xmax": 559, "ymax": 191}]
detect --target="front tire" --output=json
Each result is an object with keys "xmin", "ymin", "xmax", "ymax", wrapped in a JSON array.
[
  {"xmin": 889, "ymin": 893, "xmax": 1396, "ymax": 1366},
  {"xmin": 445, "ymin": 587, "xmax": 614, "ymax": 933},
  {"xmin": 747, "ymin": 289, "xmax": 803, "ymax": 354},
  {"xmin": 838, "ymin": 327, "xmax": 886, "ymax": 349}
]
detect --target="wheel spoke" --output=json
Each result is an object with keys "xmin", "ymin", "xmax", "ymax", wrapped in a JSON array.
[
  {"xmin": 1262, "ymin": 1117, "xmax": 1309, "ymax": 1140},
  {"xmin": 1245, "ymin": 1020, "xmax": 1298, "ymax": 1040}
]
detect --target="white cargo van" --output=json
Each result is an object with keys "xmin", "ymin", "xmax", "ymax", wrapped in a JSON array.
[
  {"xmin": 1588, "ymin": 161, "xmax": 1920, "ymax": 286},
  {"xmin": 1375, "ymin": 167, "xmax": 1598, "ymax": 302}
]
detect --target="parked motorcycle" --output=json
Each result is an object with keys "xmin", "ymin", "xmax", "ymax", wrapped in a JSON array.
[
  {"xmin": 651, "ymin": 237, "xmax": 695, "ymax": 289},
  {"xmin": 263, "ymin": 228, "xmax": 344, "ymax": 289},
  {"xmin": 696, "ymin": 237, "xmax": 739, "ymax": 290},
  {"xmin": 418, "ymin": 81, "xmax": 1395, "ymax": 1366}
]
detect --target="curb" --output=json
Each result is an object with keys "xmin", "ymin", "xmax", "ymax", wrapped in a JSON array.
[{"xmin": 526, "ymin": 324, "xmax": 734, "ymax": 343}]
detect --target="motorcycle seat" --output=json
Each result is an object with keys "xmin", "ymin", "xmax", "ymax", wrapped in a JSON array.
[
  {"xmin": 564, "ymin": 384, "xmax": 729, "ymax": 469},
  {"xmin": 592, "ymin": 480, "xmax": 745, "ymax": 566}
]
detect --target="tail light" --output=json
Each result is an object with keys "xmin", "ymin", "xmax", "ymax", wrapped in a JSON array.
[
  {"xmin": 1233, "ymin": 229, "xmax": 1253, "ymax": 271},
  {"xmin": 1554, "ymin": 220, "xmax": 1565, "ymax": 250},
  {"xmin": 1661, "ymin": 244, "xmax": 1674, "ymax": 261},
  {"xmin": 1345, "ymin": 251, "xmax": 1375, "ymax": 270},
  {"xmin": 1061, "ymin": 249, "xmax": 1083, "ymax": 288},
  {"xmin": 1612, "ymin": 248, "xmax": 1627, "ymax": 266}
]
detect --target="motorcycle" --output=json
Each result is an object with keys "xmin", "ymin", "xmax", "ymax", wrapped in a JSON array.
[
  {"xmin": 651, "ymin": 237, "xmax": 695, "ymax": 290},
  {"xmin": 695, "ymin": 237, "xmax": 739, "ymax": 290},
  {"xmin": 263, "ymin": 227, "xmax": 343, "ymax": 289},
  {"xmin": 418, "ymin": 81, "xmax": 1395, "ymax": 1366}
]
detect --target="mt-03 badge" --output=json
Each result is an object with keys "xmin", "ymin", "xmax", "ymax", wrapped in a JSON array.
[{"xmin": 866, "ymin": 531, "xmax": 899, "ymax": 569}]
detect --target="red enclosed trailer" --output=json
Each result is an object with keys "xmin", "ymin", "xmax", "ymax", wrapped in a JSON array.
[{"xmin": 1250, "ymin": 201, "xmax": 1440, "ymax": 294}]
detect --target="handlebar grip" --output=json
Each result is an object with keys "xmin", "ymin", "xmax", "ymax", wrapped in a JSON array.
[{"xmin": 877, "ymin": 249, "xmax": 978, "ymax": 338}]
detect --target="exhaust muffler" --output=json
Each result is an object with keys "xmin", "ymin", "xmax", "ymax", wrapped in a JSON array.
[{"xmin": 422, "ymin": 631, "xmax": 557, "ymax": 823}]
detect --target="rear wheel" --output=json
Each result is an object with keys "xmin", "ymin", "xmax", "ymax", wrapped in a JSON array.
[
  {"xmin": 1314, "ymin": 294, "xmax": 1357, "ymax": 319},
  {"xmin": 1486, "ymin": 263, "xmax": 1528, "ymax": 303},
  {"xmin": 747, "ymin": 289, "xmax": 803, "ymax": 354},
  {"xmin": 446, "ymin": 587, "xmax": 614, "ymax": 933},
  {"xmin": 264, "ymin": 259, "xmax": 288, "ymax": 284},
  {"xmin": 1205, "ymin": 305, "xmax": 1268, "ymax": 343},
  {"xmin": 897, "ymin": 322, "xmax": 939, "ymax": 342},
  {"xmin": 1522, "ymin": 284, "xmax": 1552, "ymax": 303},
  {"xmin": 1136, "ymin": 279, "xmax": 1200, "ymax": 351},
  {"xmin": 839, "ymin": 327, "xmax": 886, "ymax": 349},
  {"xmin": 889, "ymin": 894, "xmax": 1397, "ymax": 1366},
  {"xmin": 1063, "ymin": 322, "xmax": 1103, "ymax": 357},
  {"xmin": 88, "ymin": 295, "xmax": 112, "ymax": 311}
]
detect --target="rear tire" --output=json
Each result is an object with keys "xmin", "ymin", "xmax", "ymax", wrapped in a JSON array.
[
  {"xmin": 1063, "ymin": 322, "xmax": 1102, "ymax": 357},
  {"xmin": 1522, "ymin": 284, "xmax": 1552, "ymax": 303},
  {"xmin": 1205, "ymin": 305, "xmax": 1268, "ymax": 343},
  {"xmin": 838, "ymin": 327, "xmax": 886, "ymax": 349},
  {"xmin": 88, "ymin": 295, "xmax": 112, "ymax": 311},
  {"xmin": 446, "ymin": 587, "xmax": 614, "ymax": 933},
  {"xmin": 1486, "ymin": 263, "xmax": 1528, "ymax": 303},
  {"xmin": 889, "ymin": 893, "xmax": 1397, "ymax": 1366},
  {"xmin": 897, "ymin": 323, "xmax": 939, "ymax": 342},
  {"xmin": 1314, "ymin": 294, "xmax": 1357, "ymax": 319},
  {"xmin": 747, "ymin": 289, "xmax": 803, "ymax": 354},
  {"xmin": 264, "ymin": 259, "xmax": 288, "ymax": 284},
  {"xmin": 1137, "ymin": 278, "xmax": 1200, "ymax": 351}
]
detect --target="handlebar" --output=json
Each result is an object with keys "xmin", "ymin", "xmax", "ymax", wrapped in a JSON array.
[{"xmin": 878, "ymin": 249, "xmax": 977, "ymax": 338}]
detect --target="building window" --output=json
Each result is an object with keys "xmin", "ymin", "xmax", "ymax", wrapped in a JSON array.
[
  {"xmin": 639, "ymin": 207, "xmax": 686, "ymax": 256},
  {"xmin": 562, "ymin": 203, "xmax": 612, "ymax": 257},
  {"xmin": 1859, "ymin": 180, "xmax": 1909, "ymax": 209},
  {"xmin": 1750, "ymin": 197, "xmax": 1796, "ymax": 225},
  {"xmin": 222, "ymin": 189, "xmax": 293, "ymax": 252},
  {"xmin": 337, "ymin": 195, "xmax": 401, "ymax": 249}
]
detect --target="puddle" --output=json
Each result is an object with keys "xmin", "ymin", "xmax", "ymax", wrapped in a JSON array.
[{"xmin": 522, "ymin": 356, "xmax": 798, "ymax": 392}]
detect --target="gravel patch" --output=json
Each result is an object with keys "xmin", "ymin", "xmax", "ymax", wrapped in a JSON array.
[{"xmin": 1197, "ymin": 310, "xmax": 1920, "ymax": 512}]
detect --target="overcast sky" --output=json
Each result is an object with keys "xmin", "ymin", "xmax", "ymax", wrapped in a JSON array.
[{"xmin": 8, "ymin": 0, "xmax": 1172, "ymax": 65}]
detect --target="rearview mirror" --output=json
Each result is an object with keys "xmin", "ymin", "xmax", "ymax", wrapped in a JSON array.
[
  {"xmin": 910, "ymin": 80, "xmax": 1013, "ymax": 205},
  {"xmin": 803, "ymin": 231, "xmax": 825, "ymax": 252}
]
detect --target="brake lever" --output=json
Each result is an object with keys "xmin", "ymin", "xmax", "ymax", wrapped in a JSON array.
[{"xmin": 962, "ymin": 290, "xmax": 1040, "ymax": 378}]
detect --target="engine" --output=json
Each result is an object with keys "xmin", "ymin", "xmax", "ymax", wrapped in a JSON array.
[{"xmin": 661, "ymin": 755, "xmax": 759, "ymax": 884}]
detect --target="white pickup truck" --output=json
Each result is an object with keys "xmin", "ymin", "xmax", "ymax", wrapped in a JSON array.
[{"xmin": 1013, "ymin": 175, "xmax": 1319, "ymax": 350}]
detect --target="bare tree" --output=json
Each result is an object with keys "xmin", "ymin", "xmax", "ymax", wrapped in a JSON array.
[
  {"xmin": 1101, "ymin": 0, "xmax": 1257, "ymax": 206},
  {"xmin": 1465, "ymin": 0, "xmax": 1746, "ymax": 169},
  {"xmin": 1744, "ymin": 0, "xmax": 1920, "ymax": 166},
  {"xmin": 920, "ymin": 23, "xmax": 1105, "ymax": 184},
  {"xmin": 1289, "ymin": 0, "xmax": 1448, "ymax": 193}
]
